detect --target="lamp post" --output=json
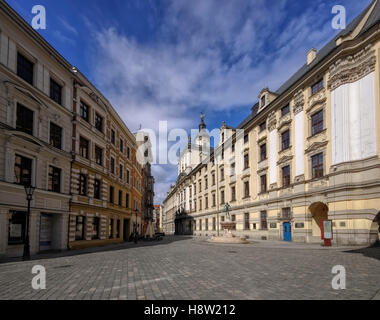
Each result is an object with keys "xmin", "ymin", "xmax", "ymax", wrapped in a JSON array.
[
  {"xmin": 23, "ymin": 184, "xmax": 35, "ymax": 261},
  {"xmin": 134, "ymin": 208, "xmax": 138, "ymax": 243}
]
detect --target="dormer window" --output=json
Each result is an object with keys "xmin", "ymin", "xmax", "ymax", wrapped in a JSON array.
[{"xmin": 261, "ymin": 95, "xmax": 266, "ymax": 108}]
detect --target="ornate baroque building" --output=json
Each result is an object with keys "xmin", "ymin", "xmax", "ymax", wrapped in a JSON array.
[{"xmin": 164, "ymin": 1, "xmax": 380, "ymax": 245}]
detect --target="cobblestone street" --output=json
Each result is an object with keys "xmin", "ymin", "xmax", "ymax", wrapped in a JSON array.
[{"xmin": 0, "ymin": 237, "xmax": 379, "ymax": 300}]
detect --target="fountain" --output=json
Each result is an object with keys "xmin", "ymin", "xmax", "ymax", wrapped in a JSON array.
[{"xmin": 208, "ymin": 203, "xmax": 249, "ymax": 244}]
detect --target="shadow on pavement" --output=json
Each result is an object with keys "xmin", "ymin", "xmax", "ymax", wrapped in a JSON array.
[
  {"xmin": 0, "ymin": 235, "xmax": 192, "ymax": 264},
  {"xmin": 343, "ymin": 241, "xmax": 380, "ymax": 261}
]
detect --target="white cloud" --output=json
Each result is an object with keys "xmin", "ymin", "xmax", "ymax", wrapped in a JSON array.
[{"xmin": 86, "ymin": 0, "xmax": 371, "ymax": 203}]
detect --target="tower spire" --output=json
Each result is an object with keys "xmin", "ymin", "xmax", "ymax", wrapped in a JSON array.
[{"xmin": 199, "ymin": 112, "xmax": 206, "ymax": 131}]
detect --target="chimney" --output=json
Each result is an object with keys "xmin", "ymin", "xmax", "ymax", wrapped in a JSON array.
[{"xmin": 307, "ymin": 48, "xmax": 317, "ymax": 65}]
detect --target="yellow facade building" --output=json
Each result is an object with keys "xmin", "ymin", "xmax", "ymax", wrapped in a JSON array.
[{"xmin": 164, "ymin": 1, "xmax": 380, "ymax": 246}]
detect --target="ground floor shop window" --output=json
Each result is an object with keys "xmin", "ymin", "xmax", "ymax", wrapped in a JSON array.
[
  {"xmin": 8, "ymin": 211, "xmax": 26, "ymax": 245},
  {"xmin": 116, "ymin": 220, "xmax": 120, "ymax": 238},
  {"xmin": 92, "ymin": 217, "xmax": 100, "ymax": 240},
  {"xmin": 109, "ymin": 218, "xmax": 114, "ymax": 239},
  {"xmin": 75, "ymin": 216, "xmax": 85, "ymax": 241}
]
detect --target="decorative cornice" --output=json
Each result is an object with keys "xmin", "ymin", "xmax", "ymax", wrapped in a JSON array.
[
  {"xmin": 328, "ymin": 44, "xmax": 376, "ymax": 91},
  {"xmin": 277, "ymin": 155, "xmax": 293, "ymax": 166},
  {"xmin": 267, "ymin": 111, "xmax": 277, "ymax": 132},
  {"xmin": 305, "ymin": 141, "xmax": 328, "ymax": 154},
  {"xmin": 293, "ymin": 90, "xmax": 304, "ymax": 115}
]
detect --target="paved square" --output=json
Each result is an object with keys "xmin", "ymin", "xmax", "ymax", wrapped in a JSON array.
[{"xmin": 0, "ymin": 237, "xmax": 379, "ymax": 300}]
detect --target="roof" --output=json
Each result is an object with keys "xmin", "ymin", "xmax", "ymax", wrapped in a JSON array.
[{"xmin": 237, "ymin": 0, "xmax": 380, "ymax": 130}]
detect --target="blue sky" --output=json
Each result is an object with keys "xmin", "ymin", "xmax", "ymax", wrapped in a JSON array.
[{"xmin": 6, "ymin": 0, "xmax": 372, "ymax": 203}]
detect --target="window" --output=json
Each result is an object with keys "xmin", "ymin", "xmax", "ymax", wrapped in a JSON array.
[
  {"xmin": 212, "ymin": 194, "xmax": 216, "ymax": 207},
  {"xmin": 244, "ymin": 134, "xmax": 249, "ymax": 144},
  {"xmin": 282, "ymin": 165, "xmax": 291, "ymax": 187},
  {"xmin": 95, "ymin": 146, "xmax": 103, "ymax": 166},
  {"xmin": 231, "ymin": 163, "xmax": 236, "ymax": 176},
  {"xmin": 281, "ymin": 130, "xmax": 290, "ymax": 150},
  {"xmin": 205, "ymin": 196, "xmax": 208, "ymax": 209},
  {"xmin": 205, "ymin": 219, "xmax": 209, "ymax": 231},
  {"xmin": 260, "ymin": 144, "xmax": 267, "ymax": 161},
  {"xmin": 120, "ymin": 139, "xmax": 124, "ymax": 153},
  {"xmin": 199, "ymin": 199, "xmax": 202, "ymax": 211},
  {"xmin": 80, "ymin": 101, "xmax": 89, "ymax": 122},
  {"xmin": 109, "ymin": 186, "xmax": 114, "ymax": 203},
  {"xmin": 231, "ymin": 186, "xmax": 236, "ymax": 202},
  {"xmin": 49, "ymin": 122, "xmax": 62, "ymax": 149},
  {"xmin": 94, "ymin": 179, "xmax": 101, "ymax": 199},
  {"xmin": 92, "ymin": 217, "xmax": 100, "ymax": 240},
  {"xmin": 221, "ymin": 216, "xmax": 225, "ymax": 222},
  {"xmin": 48, "ymin": 166, "xmax": 61, "ymax": 193},
  {"xmin": 126, "ymin": 169, "xmax": 130, "ymax": 184},
  {"xmin": 118, "ymin": 190, "xmax": 122, "ymax": 206},
  {"xmin": 75, "ymin": 216, "xmax": 85, "ymax": 241},
  {"xmin": 116, "ymin": 220, "xmax": 120, "ymax": 238},
  {"xmin": 119, "ymin": 164, "xmax": 123, "ymax": 179},
  {"xmin": 261, "ymin": 95, "xmax": 266, "ymax": 107},
  {"xmin": 126, "ymin": 193, "xmax": 130, "ymax": 208},
  {"xmin": 8, "ymin": 211, "xmax": 26, "ymax": 245},
  {"xmin": 232, "ymin": 144, "xmax": 235, "ymax": 153},
  {"xmin": 282, "ymin": 208, "xmax": 291, "ymax": 220},
  {"xmin": 199, "ymin": 181, "xmax": 202, "ymax": 192},
  {"xmin": 16, "ymin": 103, "xmax": 34, "ymax": 135},
  {"xmin": 111, "ymin": 129, "xmax": 116, "ymax": 145},
  {"xmin": 260, "ymin": 211, "xmax": 268, "ymax": 230},
  {"xmin": 79, "ymin": 137, "xmax": 89, "ymax": 159},
  {"xmin": 109, "ymin": 218, "xmax": 114, "ymax": 239},
  {"xmin": 212, "ymin": 174, "xmax": 215, "ymax": 186},
  {"xmin": 231, "ymin": 215, "xmax": 236, "ymax": 230},
  {"xmin": 110, "ymin": 157, "xmax": 115, "ymax": 174},
  {"xmin": 244, "ymin": 154, "xmax": 249, "ymax": 170},
  {"xmin": 260, "ymin": 174, "xmax": 267, "ymax": 193},
  {"xmin": 50, "ymin": 78, "xmax": 62, "ymax": 105},
  {"xmin": 311, "ymin": 110, "xmax": 324, "ymax": 135},
  {"xmin": 244, "ymin": 181, "xmax": 250, "ymax": 198},
  {"xmin": 312, "ymin": 153, "xmax": 324, "ymax": 179},
  {"xmin": 79, "ymin": 174, "xmax": 87, "ymax": 196},
  {"xmin": 311, "ymin": 78, "xmax": 324, "ymax": 95},
  {"xmin": 17, "ymin": 52, "xmax": 34, "ymax": 85},
  {"xmin": 281, "ymin": 104, "xmax": 290, "ymax": 117},
  {"xmin": 220, "ymin": 168, "xmax": 224, "ymax": 181},
  {"xmin": 14, "ymin": 154, "xmax": 32, "ymax": 186},
  {"xmin": 199, "ymin": 220, "xmax": 202, "ymax": 231},
  {"xmin": 244, "ymin": 213, "xmax": 250, "ymax": 230},
  {"xmin": 222, "ymin": 132, "xmax": 225, "ymax": 143},
  {"xmin": 205, "ymin": 178, "xmax": 208, "ymax": 190},
  {"xmin": 221, "ymin": 190, "xmax": 225, "ymax": 204},
  {"xmin": 95, "ymin": 113, "xmax": 103, "ymax": 133},
  {"xmin": 259, "ymin": 121, "xmax": 266, "ymax": 132},
  {"xmin": 127, "ymin": 147, "xmax": 131, "ymax": 160},
  {"xmin": 213, "ymin": 217, "xmax": 216, "ymax": 231}
]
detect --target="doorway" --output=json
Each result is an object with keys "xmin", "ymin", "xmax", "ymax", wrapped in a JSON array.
[
  {"xmin": 123, "ymin": 219, "xmax": 130, "ymax": 241},
  {"xmin": 39, "ymin": 213, "xmax": 53, "ymax": 251},
  {"xmin": 283, "ymin": 222, "xmax": 292, "ymax": 242},
  {"xmin": 309, "ymin": 202, "xmax": 329, "ymax": 238}
]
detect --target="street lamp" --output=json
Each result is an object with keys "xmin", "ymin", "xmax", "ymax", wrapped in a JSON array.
[{"xmin": 23, "ymin": 184, "xmax": 35, "ymax": 261}]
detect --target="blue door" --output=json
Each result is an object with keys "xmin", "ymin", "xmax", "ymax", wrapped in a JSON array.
[{"xmin": 283, "ymin": 222, "xmax": 292, "ymax": 242}]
